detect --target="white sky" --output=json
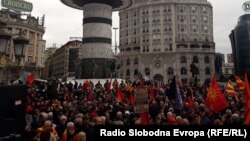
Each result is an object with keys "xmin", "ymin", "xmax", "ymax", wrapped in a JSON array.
[{"xmin": 1, "ymin": 0, "xmax": 248, "ymax": 57}]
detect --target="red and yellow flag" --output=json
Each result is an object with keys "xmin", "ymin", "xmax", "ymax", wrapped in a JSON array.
[
  {"xmin": 205, "ymin": 75, "xmax": 229, "ymax": 113},
  {"xmin": 244, "ymin": 73, "xmax": 250, "ymax": 125},
  {"xmin": 234, "ymin": 75, "xmax": 245, "ymax": 90},
  {"xmin": 225, "ymin": 80, "xmax": 237, "ymax": 97},
  {"xmin": 126, "ymin": 83, "xmax": 134, "ymax": 92}
]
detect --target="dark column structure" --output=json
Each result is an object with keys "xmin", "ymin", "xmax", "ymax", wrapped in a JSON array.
[
  {"xmin": 61, "ymin": 0, "xmax": 132, "ymax": 79},
  {"xmin": 229, "ymin": 14, "xmax": 250, "ymax": 77}
]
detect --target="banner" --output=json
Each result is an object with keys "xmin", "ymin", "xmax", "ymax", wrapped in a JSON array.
[{"xmin": 134, "ymin": 88, "xmax": 148, "ymax": 113}]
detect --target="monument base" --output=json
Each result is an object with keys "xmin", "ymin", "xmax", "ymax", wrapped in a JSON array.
[{"xmin": 75, "ymin": 58, "xmax": 116, "ymax": 79}]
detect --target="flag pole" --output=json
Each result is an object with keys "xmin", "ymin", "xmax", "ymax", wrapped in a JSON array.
[{"xmin": 161, "ymin": 95, "xmax": 168, "ymax": 113}]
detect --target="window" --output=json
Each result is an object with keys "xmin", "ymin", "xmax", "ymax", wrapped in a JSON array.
[
  {"xmin": 134, "ymin": 20, "xmax": 136, "ymax": 26},
  {"xmin": 178, "ymin": 15, "xmax": 185, "ymax": 22},
  {"xmin": 205, "ymin": 56, "xmax": 210, "ymax": 63},
  {"xmin": 179, "ymin": 6, "xmax": 185, "ymax": 13},
  {"xmin": 7, "ymin": 27, "xmax": 12, "ymax": 34},
  {"xmin": 191, "ymin": 25, "xmax": 198, "ymax": 32},
  {"xmin": 126, "ymin": 59, "xmax": 130, "ymax": 65},
  {"xmin": 191, "ymin": 6, "xmax": 196, "ymax": 13},
  {"xmin": 15, "ymin": 28, "xmax": 21, "ymax": 34},
  {"xmin": 134, "ymin": 58, "xmax": 139, "ymax": 65},
  {"xmin": 145, "ymin": 68, "xmax": 150, "ymax": 75},
  {"xmin": 205, "ymin": 67, "xmax": 210, "ymax": 75},
  {"xmin": 134, "ymin": 69, "xmax": 138, "ymax": 75},
  {"xmin": 191, "ymin": 15, "xmax": 196, "ymax": 22},
  {"xmin": 203, "ymin": 16, "xmax": 208, "ymax": 22},
  {"xmin": 167, "ymin": 67, "xmax": 174, "ymax": 75},
  {"xmin": 204, "ymin": 26, "xmax": 208, "ymax": 33},
  {"xmin": 134, "ymin": 11, "xmax": 137, "ymax": 17},
  {"xmin": 193, "ymin": 56, "xmax": 199, "ymax": 63},
  {"xmin": 126, "ymin": 69, "xmax": 130, "ymax": 76},
  {"xmin": 181, "ymin": 67, "xmax": 187, "ymax": 75},
  {"xmin": 202, "ymin": 7, "xmax": 207, "ymax": 14},
  {"xmin": 180, "ymin": 56, "xmax": 187, "ymax": 63}
]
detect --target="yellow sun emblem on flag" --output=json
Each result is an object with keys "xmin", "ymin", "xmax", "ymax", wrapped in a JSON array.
[{"xmin": 207, "ymin": 88, "xmax": 219, "ymax": 102}]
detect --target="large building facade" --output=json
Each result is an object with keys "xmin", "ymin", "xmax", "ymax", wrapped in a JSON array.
[
  {"xmin": 229, "ymin": 14, "xmax": 250, "ymax": 77},
  {"xmin": 118, "ymin": 0, "xmax": 215, "ymax": 84},
  {"xmin": 0, "ymin": 9, "xmax": 45, "ymax": 84},
  {"xmin": 43, "ymin": 40, "xmax": 82, "ymax": 80}
]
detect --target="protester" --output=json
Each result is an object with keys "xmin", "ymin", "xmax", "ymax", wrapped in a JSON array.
[{"xmin": 23, "ymin": 76, "xmax": 248, "ymax": 140}]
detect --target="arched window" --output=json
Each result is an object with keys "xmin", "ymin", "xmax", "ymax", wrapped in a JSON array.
[
  {"xmin": 181, "ymin": 67, "xmax": 187, "ymax": 75},
  {"xmin": 153, "ymin": 74, "xmax": 164, "ymax": 82},
  {"xmin": 193, "ymin": 56, "xmax": 199, "ymax": 63},
  {"xmin": 180, "ymin": 56, "xmax": 187, "ymax": 63},
  {"xmin": 126, "ymin": 69, "xmax": 130, "ymax": 76},
  {"xmin": 126, "ymin": 59, "xmax": 130, "ymax": 65},
  {"xmin": 205, "ymin": 67, "xmax": 210, "ymax": 75},
  {"xmin": 134, "ymin": 69, "xmax": 138, "ymax": 75},
  {"xmin": 134, "ymin": 58, "xmax": 139, "ymax": 65},
  {"xmin": 145, "ymin": 68, "xmax": 150, "ymax": 75},
  {"xmin": 167, "ymin": 67, "xmax": 174, "ymax": 75},
  {"xmin": 204, "ymin": 56, "xmax": 210, "ymax": 63}
]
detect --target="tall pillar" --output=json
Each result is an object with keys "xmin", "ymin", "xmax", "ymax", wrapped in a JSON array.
[
  {"xmin": 61, "ymin": 0, "xmax": 132, "ymax": 79},
  {"xmin": 78, "ymin": 3, "xmax": 114, "ymax": 79}
]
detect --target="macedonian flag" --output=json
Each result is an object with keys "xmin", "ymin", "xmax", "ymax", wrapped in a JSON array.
[
  {"xmin": 205, "ymin": 75, "xmax": 229, "ymax": 113},
  {"xmin": 234, "ymin": 75, "xmax": 245, "ymax": 90}
]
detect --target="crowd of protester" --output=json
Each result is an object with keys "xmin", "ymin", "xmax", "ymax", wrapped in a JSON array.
[{"xmin": 23, "ymin": 77, "xmax": 246, "ymax": 141}]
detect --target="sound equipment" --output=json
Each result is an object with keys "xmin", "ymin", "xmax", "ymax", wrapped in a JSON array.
[{"xmin": 0, "ymin": 85, "xmax": 27, "ymax": 138}]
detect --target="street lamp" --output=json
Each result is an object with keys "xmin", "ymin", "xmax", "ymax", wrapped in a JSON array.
[
  {"xmin": 113, "ymin": 27, "xmax": 118, "ymax": 56},
  {"xmin": 0, "ymin": 20, "xmax": 12, "ymax": 56},
  {"xmin": 113, "ymin": 27, "xmax": 118, "ymax": 78},
  {"xmin": 13, "ymin": 31, "xmax": 29, "ymax": 64}
]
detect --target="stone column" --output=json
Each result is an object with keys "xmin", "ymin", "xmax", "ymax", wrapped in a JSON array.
[{"xmin": 77, "ymin": 3, "xmax": 115, "ymax": 79}]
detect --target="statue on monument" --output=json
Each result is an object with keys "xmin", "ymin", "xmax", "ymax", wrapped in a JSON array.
[{"xmin": 190, "ymin": 62, "xmax": 198, "ymax": 77}]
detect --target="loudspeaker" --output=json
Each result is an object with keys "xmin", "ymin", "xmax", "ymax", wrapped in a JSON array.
[{"xmin": 0, "ymin": 85, "xmax": 27, "ymax": 138}]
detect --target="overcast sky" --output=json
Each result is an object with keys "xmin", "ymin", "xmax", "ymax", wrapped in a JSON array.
[{"xmin": 2, "ymin": 0, "xmax": 248, "ymax": 57}]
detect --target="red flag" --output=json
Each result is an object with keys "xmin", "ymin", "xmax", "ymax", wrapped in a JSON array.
[
  {"xmin": 87, "ymin": 83, "xmax": 94, "ymax": 101},
  {"xmin": 129, "ymin": 93, "xmax": 135, "ymax": 105},
  {"xmin": 188, "ymin": 89, "xmax": 194, "ymax": 109},
  {"xmin": 27, "ymin": 74, "xmax": 34, "ymax": 85},
  {"xmin": 87, "ymin": 90, "xmax": 94, "ymax": 101},
  {"xmin": 148, "ymin": 86, "xmax": 156, "ymax": 100},
  {"xmin": 244, "ymin": 73, "xmax": 250, "ymax": 125},
  {"xmin": 140, "ymin": 112, "xmax": 149, "ymax": 125},
  {"xmin": 205, "ymin": 75, "xmax": 229, "ymax": 113},
  {"xmin": 234, "ymin": 75, "xmax": 245, "ymax": 90},
  {"xmin": 116, "ymin": 87, "xmax": 125, "ymax": 102}
]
